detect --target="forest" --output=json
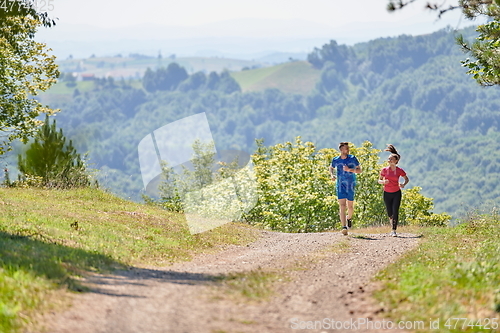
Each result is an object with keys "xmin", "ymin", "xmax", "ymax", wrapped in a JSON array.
[{"xmin": 15, "ymin": 25, "xmax": 499, "ymax": 219}]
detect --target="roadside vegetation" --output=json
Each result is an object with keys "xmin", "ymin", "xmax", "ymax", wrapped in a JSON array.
[
  {"xmin": 0, "ymin": 187, "xmax": 259, "ymax": 332},
  {"xmin": 374, "ymin": 210, "xmax": 500, "ymax": 332}
]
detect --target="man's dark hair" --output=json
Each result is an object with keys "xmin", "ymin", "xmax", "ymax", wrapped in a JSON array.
[{"xmin": 338, "ymin": 142, "xmax": 349, "ymax": 150}]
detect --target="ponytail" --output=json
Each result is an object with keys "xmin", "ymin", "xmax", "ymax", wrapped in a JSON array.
[{"xmin": 385, "ymin": 144, "xmax": 400, "ymax": 161}]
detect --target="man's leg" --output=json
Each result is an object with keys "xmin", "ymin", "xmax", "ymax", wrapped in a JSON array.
[
  {"xmin": 345, "ymin": 182, "xmax": 355, "ymax": 228},
  {"xmin": 347, "ymin": 200, "xmax": 354, "ymax": 220},
  {"xmin": 338, "ymin": 198, "xmax": 347, "ymax": 227}
]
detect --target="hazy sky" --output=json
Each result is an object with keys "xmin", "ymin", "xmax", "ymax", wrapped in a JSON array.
[
  {"xmin": 39, "ymin": 0, "xmax": 475, "ymax": 58},
  {"xmin": 49, "ymin": 0, "xmax": 465, "ymax": 30}
]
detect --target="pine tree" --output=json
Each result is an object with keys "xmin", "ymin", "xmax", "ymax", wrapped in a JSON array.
[{"xmin": 17, "ymin": 115, "xmax": 90, "ymax": 188}]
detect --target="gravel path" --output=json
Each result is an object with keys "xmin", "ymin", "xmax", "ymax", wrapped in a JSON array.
[{"xmin": 40, "ymin": 229, "xmax": 421, "ymax": 333}]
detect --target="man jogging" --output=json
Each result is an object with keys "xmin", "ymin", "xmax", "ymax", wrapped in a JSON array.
[{"xmin": 329, "ymin": 142, "xmax": 362, "ymax": 235}]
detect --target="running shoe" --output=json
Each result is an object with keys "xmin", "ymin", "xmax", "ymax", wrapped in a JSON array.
[
  {"xmin": 390, "ymin": 230, "xmax": 397, "ymax": 237},
  {"xmin": 341, "ymin": 226, "xmax": 348, "ymax": 235}
]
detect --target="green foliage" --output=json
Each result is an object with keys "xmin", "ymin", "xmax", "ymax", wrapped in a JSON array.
[
  {"xmin": 459, "ymin": 20, "xmax": 500, "ymax": 86},
  {"xmin": 388, "ymin": 0, "xmax": 500, "ymax": 86},
  {"xmin": 16, "ymin": 115, "xmax": 91, "ymax": 189},
  {"xmin": 142, "ymin": 63, "xmax": 188, "ymax": 92},
  {"xmin": 244, "ymin": 138, "xmax": 450, "ymax": 232},
  {"xmin": 347, "ymin": 142, "xmax": 387, "ymax": 226},
  {"xmin": 244, "ymin": 137, "xmax": 338, "ymax": 232},
  {"xmin": 401, "ymin": 187, "xmax": 452, "ymax": 227},
  {"xmin": 375, "ymin": 209, "xmax": 500, "ymax": 329},
  {"xmin": 307, "ymin": 40, "xmax": 355, "ymax": 73},
  {"xmin": 152, "ymin": 140, "xmax": 258, "ymax": 227},
  {"xmin": 154, "ymin": 162, "xmax": 184, "ymax": 213},
  {"xmin": 154, "ymin": 140, "xmax": 216, "ymax": 211},
  {"xmin": 0, "ymin": 16, "xmax": 59, "ymax": 154},
  {"xmin": 0, "ymin": 0, "xmax": 55, "ymax": 28}
]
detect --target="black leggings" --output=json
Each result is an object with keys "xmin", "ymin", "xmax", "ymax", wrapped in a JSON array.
[{"xmin": 383, "ymin": 190, "xmax": 402, "ymax": 230}]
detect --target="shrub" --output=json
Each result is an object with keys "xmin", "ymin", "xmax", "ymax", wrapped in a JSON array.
[
  {"xmin": 151, "ymin": 137, "xmax": 451, "ymax": 232},
  {"xmin": 243, "ymin": 137, "xmax": 339, "ymax": 232},
  {"xmin": 244, "ymin": 137, "xmax": 451, "ymax": 231}
]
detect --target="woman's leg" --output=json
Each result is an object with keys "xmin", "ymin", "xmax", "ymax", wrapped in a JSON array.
[
  {"xmin": 383, "ymin": 191, "xmax": 394, "ymax": 222},
  {"xmin": 391, "ymin": 190, "xmax": 402, "ymax": 230}
]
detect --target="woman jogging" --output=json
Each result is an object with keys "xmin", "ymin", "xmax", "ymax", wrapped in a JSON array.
[
  {"xmin": 378, "ymin": 144, "xmax": 409, "ymax": 237},
  {"xmin": 329, "ymin": 142, "xmax": 362, "ymax": 235}
]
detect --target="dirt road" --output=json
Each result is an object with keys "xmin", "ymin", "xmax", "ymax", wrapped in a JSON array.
[{"xmin": 41, "ymin": 229, "xmax": 420, "ymax": 333}]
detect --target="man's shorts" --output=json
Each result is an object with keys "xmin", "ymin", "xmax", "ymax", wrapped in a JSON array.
[{"xmin": 336, "ymin": 180, "xmax": 356, "ymax": 201}]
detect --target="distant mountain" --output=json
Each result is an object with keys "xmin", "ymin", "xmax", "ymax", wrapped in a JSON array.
[{"xmin": 36, "ymin": 17, "xmax": 464, "ymax": 60}]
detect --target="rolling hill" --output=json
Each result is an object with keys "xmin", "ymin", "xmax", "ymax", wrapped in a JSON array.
[{"xmin": 230, "ymin": 60, "xmax": 320, "ymax": 95}]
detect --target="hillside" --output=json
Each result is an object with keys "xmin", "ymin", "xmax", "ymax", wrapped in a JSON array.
[
  {"xmin": 39, "ymin": 58, "xmax": 319, "ymax": 106},
  {"xmin": 18, "ymin": 26, "xmax": 500, "ymax": 218},
  {"xmin": 230, "ymin": 60, "xmax": 321, "ymax": 95}
]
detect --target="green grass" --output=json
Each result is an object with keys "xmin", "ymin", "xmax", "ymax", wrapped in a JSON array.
[
  {"xmin": 37, "ymin": 80, "xmax": 96, "ymax": 105},
  {"xmin": 373, "ymin": 211, "xmax": 500, "ymax": 332},
  {"xmin": 231, "ymin": 61, "xmax": 321, "ymax": 95},
  {"xmin": 213, "ymin": 268, "xmax": 284, "ymax": 302},
  {"xmin": 41, "ymin": 80, "xmax": 96, "ymax": 95},
  {"xmin": 0, "ymin": 187, "xmax": 259, "ymax": 332}
]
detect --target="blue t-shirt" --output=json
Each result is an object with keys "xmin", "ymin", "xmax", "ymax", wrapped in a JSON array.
[{"xmin": 331, "ymin": 154, "xmax": 360, "ymax": 183}]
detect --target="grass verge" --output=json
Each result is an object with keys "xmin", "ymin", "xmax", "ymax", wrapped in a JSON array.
[
  {"xmin": 0, "ymin": 187, "xmax": 259, "ymax": 332},
  {"xmin": 373, "ymin": 211, "xmax": 500, "ymax": 332}
]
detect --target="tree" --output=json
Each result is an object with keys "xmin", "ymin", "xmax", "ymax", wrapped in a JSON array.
[
  {"xmin": 142, "ymin": 67, "xmax": 156, "ymax": 92},
  {"xmin": 387, "ymin": 0, "xmax": 500, "ymax": 86},
  {"xmin": 178, "ymin": 71, "xmax": 207, "ymax": 92},
  {"xmin": 163, "ymin": 63, "xmax": 188, "ymax": 90},
  {"xmin": 142, "ymin": 63, "xmax": 188, "ymax": 92},
  {"xmin": 307, "ymin": 40, "xmax": 355, "ymax": 73},
  {"xmin": 0, "ymin": 0, "xmax": 55, "ymax": 28},
  {"xmin": 0, "ymin": 12, "xmax": 59, "ymax": 154},
  {"xmin": 218, "ymin": 71, "xmax": 241, "ymax": 94},
  {"xmin": 17, "ymin": 115, "xmax": 90, "ymax": 188}
]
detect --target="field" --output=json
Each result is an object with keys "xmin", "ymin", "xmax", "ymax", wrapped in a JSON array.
[{"xmin": 230, "ymin": 60, "xmax": 321, "ymax": 95}]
